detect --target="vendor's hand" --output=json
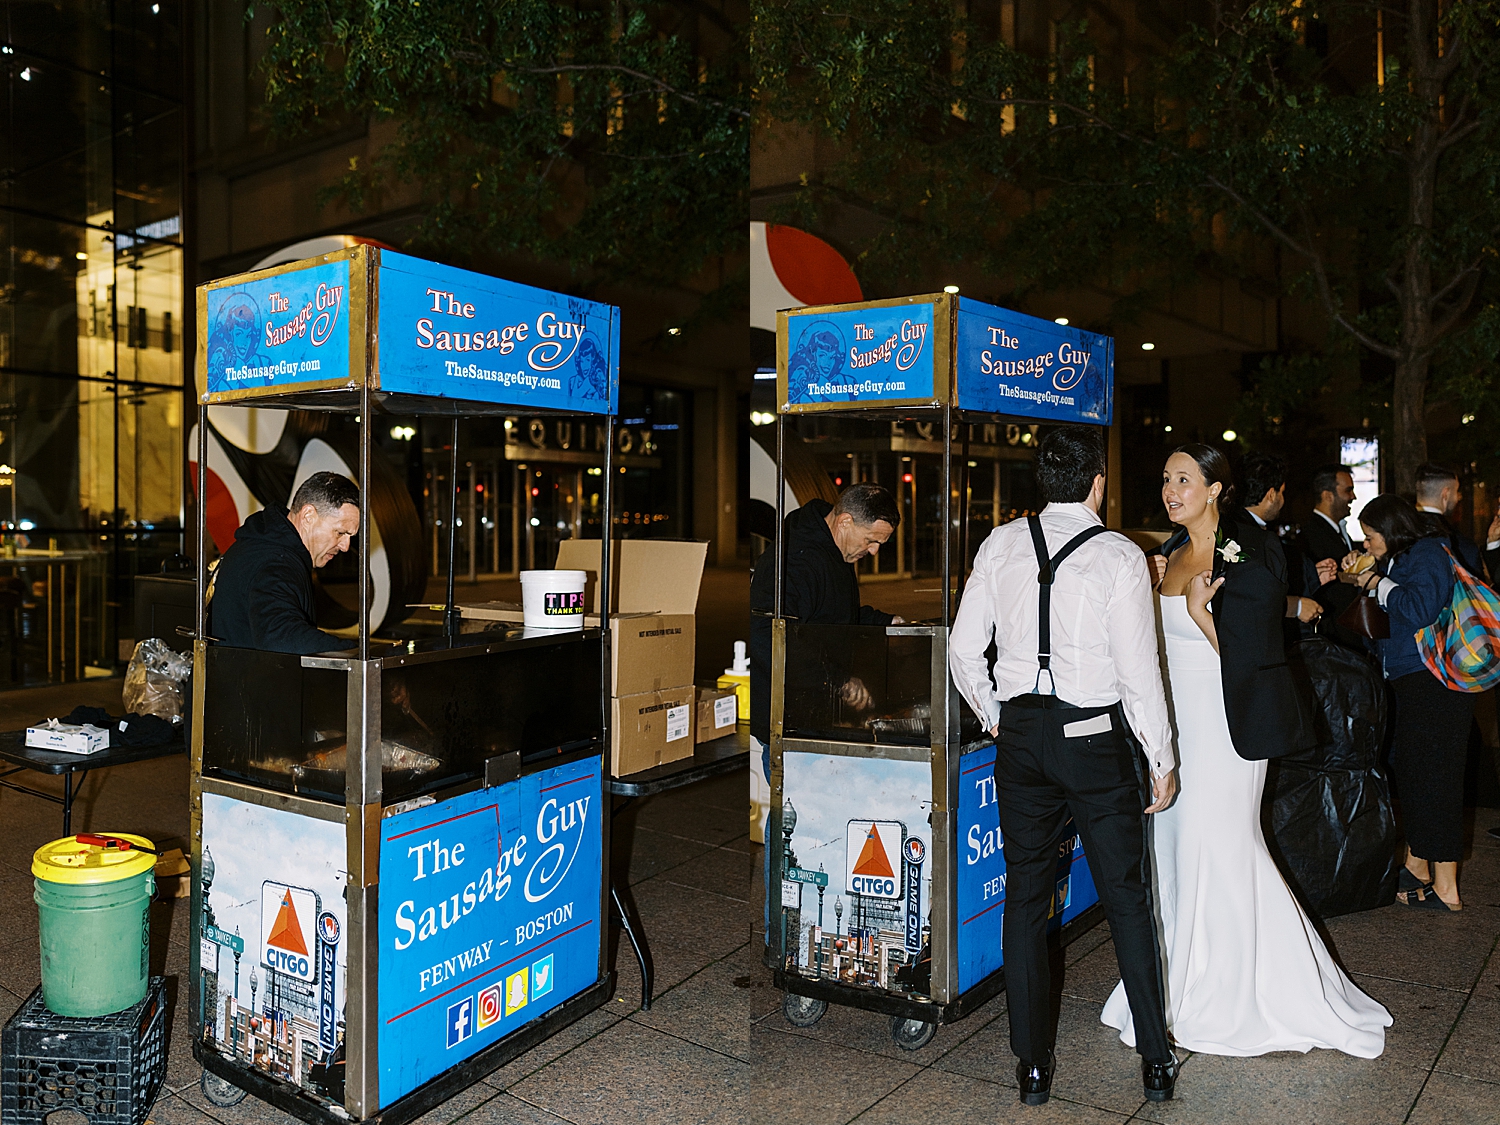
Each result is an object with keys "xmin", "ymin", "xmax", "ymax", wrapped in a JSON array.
[
  {"xmin": 1145, "ymin": 772, "xmax": 1177, "ymax": 814},
  {"xmin": 1296, "ymin": 597, "xmax": 1323, "ymax": 623},
  {"xmin": 1148, "ymin": 554, "xmax": 1168, "ymax": 588},
  {"xmin": 1315, "ymin": 558, "xmax": 1339, "ymax": 587},
  {"xmin": 840, "ymin": 677, "xmax": 874, "ymax": 711},
  {"xmin": 889, "ymin": 615, "xmax": 906, "ymax": 624},
  {"xmin": 1185, "ymin": 570, "xmax": 1223, "ymax": 617}
]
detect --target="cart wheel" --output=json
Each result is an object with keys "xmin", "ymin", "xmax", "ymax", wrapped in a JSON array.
[
  {"xmin": 782, "ymin": 992, "xmax": 828, "ymax": 1028},
  {"xmin": 890, "ymin": 1016, "xmax": 936, "ymax": 1051},
  {"xmin": 200, "ymin": 1068, "xmax": 248, "ymax": 1107}
]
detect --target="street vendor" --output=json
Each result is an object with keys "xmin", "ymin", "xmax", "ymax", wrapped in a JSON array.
[
  {"xmin": 749, "ymin": 481, "xmax": 906, "ymax": 770},
  {"xmin": 209, "ymin": 471, "xmax": 360, "ymax": 654}
]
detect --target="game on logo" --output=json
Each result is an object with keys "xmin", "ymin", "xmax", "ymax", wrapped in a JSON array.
[
  {"xmin": 531, "ymin": 954, "xmax": 554, "ymax": 1001},
  {"xmin": 845, "ymin": 821, "xmax": 902, "ymax": 899},
  {"xmin": 475, "ymin": 983, "xmax": 502, "ymax": 1031},
  {"xmin": 446, "ymin": 996, "xmax": 473, "ymax": 1049},
  {"xmin": 317, "ymin": 911, "xmax": 340, "ymax": 945},
  {"xmin": 505, "ymin": 968, "xmax": 529, "ymax": 1016}
]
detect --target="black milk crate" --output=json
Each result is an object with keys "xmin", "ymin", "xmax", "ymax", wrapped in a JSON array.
[{"xmin": 1, "ymin": 976, "xmax": 168, "ymax": 1125}]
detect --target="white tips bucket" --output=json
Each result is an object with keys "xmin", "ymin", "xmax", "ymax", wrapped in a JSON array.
[{"xmin": 520, "ymin": 570, "xmax": 589, "ymax": 630}]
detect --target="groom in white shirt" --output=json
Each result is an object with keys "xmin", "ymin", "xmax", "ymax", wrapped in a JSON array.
[{"xmin": 950, "ymin": 426, "xmax": 1179, "ymax": 1107}]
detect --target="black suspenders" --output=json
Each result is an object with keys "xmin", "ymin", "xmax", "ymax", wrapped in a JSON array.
[{"xmin": 1026, "ymin": 514, "xmax": 1111, "ymax": 695}]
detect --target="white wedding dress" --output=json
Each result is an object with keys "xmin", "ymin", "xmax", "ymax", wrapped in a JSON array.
[{"xmin": 1100, "ymin": 595, "xmax": 1391, "ymax": 1057}]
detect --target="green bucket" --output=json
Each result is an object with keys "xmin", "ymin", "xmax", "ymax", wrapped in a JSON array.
[{"xmin": 33, "ymin": 833, "xmax": 156, "ymax": 1017}]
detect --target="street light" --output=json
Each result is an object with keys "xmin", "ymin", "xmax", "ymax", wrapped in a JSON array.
[
  {"xmin": 781, "ymin": 799, "xmax": 797, "ymax": 961},
  {"xmin": 835, "ymin": 895, "xmax": 843, "ymax": 937}
]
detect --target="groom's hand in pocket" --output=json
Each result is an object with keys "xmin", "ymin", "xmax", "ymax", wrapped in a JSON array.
[{"xmin": 1144, "ymin": 771, "xmax": 1177, "ymax": 814}]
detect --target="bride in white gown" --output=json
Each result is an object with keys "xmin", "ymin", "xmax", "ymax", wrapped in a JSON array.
[{"xmin": 1101, "ymin": 447, "xmax": 1390, "ymax": 1059}]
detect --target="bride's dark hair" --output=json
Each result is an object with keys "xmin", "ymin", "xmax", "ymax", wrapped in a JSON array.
[{"xmin": 1170, "ymin": 443, "xmax": 1237, "ymax": 510}]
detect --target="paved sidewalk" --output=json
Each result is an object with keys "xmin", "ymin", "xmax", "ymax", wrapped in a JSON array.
[
  {"xmin": 0, "ymin": 680, "xmax": 750, "ymax": 1125},
  {"xmin": 750, "ymin": 811, "xmax": 1500, "ymax": 1125}
]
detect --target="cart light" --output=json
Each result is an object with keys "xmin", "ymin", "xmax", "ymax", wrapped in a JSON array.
[
  {"xmin": 1054, "ymin": 317, "xmax": 1069, "ymax": 325},
  {"xmin": 1141, "ymin": 342, "xmax": 1156, "ymax": 351}
]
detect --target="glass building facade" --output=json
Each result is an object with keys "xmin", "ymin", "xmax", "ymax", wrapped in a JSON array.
[{"xmin": 1, "ymin": 0, "xmax": 185, "ymax": 682}]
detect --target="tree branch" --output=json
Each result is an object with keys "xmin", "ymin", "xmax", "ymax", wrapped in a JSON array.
[
  {"xmin": 502, "ymin": 63, "xmax": 751, "ymax": 119},
  {"xmin": 1429, "ymin": 267, "xmax": 1482, "ymax": 340}
]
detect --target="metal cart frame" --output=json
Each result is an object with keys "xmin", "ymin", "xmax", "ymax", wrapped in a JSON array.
[
  {"xmin": 765, "ymin": 292, "xmax": 1114, "ymax": 1048},
  {"xmin": 188, "ymin": 245, "xmax": 620, "ymax": 1123}
]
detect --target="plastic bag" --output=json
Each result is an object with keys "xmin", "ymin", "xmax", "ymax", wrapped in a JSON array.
[
  {"xmin": 1264, "ymin": 635, "xmax": 1400, "ymax": 918},
  {"xmin": 123, "ymin": 638, "xmax": 192, "ymax": 722}
]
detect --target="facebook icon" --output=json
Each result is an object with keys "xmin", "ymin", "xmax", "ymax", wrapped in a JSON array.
[{"xmin": 446, "ymin": 996, "xmax": 474, "ymax": 1049}]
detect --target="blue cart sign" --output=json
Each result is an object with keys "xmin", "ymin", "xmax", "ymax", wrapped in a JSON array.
[
  {"xmin": 776, "ymin": 293, "xmax": 1115, "ymax": 423},
  {"xmin": 955, "ymin": 744, "xmax": 1099, "ymax": 993},
  {"xmin": 781, "ymin": 299, "xmax": 938, "ymax": 409},
  {"xmin": 203, "ymin": 258, "xmax": 352, "ymax": 396},
  {"xmin": 199, "ymin": 246, "xmax": 621, "ymax": 413},
  {"xmin": 376, "ymin": 755, "xmax": 603, "ymax": 1105},
  {"xmin": 376, "ymin": 252, "xmax": 619, "ymax": 414},
  {"xmin": 954, "ymin": 298, "xmax": 1113, "ymax": 424}
]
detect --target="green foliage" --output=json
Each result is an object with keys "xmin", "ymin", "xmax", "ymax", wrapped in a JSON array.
[
  {"xmin": 258, "ymin": 0, "xmax": 748, "ymax": 294},
  {"xmin": 753, "ymin": 0, "xmax": 1500, "ymax": 480}
]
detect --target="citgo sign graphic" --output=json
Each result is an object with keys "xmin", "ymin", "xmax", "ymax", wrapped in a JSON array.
[
  {"xmin": 261, "ymin": 882, "xmax": 318, "ymax": 983},
  {"xmin": 846, "ymin": 821, "xmax": 903, "ymax": 899}
]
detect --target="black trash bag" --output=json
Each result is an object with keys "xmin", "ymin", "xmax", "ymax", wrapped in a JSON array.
[{"xmin": 1263, "ymin": 634, "xmax": 1400, "ymax": 919}]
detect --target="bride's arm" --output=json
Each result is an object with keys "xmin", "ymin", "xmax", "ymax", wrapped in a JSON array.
[{"xmin": 1185, "ymin": 569, "xmax": 1225, "ymax": 653}]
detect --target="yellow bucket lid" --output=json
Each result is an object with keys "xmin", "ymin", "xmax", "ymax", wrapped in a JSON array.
[{"xmin": 33, "ymin": 833, "xmax": 157, "ymax": 884}]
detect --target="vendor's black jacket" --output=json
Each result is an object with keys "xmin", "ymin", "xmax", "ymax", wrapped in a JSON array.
[
  {"xmin": 209, "ymin": 508, "xmax": 344, "ymax": 655},
  {"xmin": 1159, "ymin": 514, "xmax": 1315, "ymax": 761},
  {"xmin": 750, "ymin": 499, "xmax": 895, "ymax": 743}
]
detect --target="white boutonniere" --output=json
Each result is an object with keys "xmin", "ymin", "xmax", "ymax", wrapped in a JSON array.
[{"xmin": 1215, "ymin": 529, "xmax": 1248, "ymax": 564}]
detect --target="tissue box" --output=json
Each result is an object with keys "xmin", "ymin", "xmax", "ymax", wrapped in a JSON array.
[{"xmin": 25, "ymin": 723, "xmax": 109, "ymax": 755}]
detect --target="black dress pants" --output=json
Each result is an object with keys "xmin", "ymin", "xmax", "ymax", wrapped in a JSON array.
[
  {"xmin": 993, "ymin": 697, "xmax": 1173, "ymax": 1065},
  {"xmin": 1390, "ymin": 669, "xmax": 1474, "ymax": 863}
]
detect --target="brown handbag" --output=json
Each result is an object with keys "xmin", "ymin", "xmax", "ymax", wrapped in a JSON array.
[{"xmin": 1337, "ymin": 590, "xmax": 1390, "ymax": 639}]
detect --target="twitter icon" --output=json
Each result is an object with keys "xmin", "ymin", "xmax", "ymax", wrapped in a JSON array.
[{"xmin": 531, "ymin": 953, "xmax": 555, "ymax": 1000}]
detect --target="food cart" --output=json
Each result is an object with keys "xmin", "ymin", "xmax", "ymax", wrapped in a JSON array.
[
  {"xmin": 766, "ymin": 292, "xmax": 1115, "ymax": 1048},
  {"xmin": 188, "ymin": 245, "xmax": 620, "ymax": 1122}
]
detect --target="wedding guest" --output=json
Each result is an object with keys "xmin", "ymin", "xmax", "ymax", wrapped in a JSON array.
[
  {"xmin": 1302, "ymin": 464, "xmax": 1363, "ymax": 649},
  {"xmin": 1414, "ymin": 462, "xmax": 1487, "ymax": 578},
  {"xmin": 1239, "ymin": 451, "xmax": 1321, "ymax": 632},
  {"xmin": 1339, "ymin": 493, "xmax": 1469, "ymax": 911}
]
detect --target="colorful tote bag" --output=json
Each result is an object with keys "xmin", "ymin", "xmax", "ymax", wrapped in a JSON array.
[{"xmin": 1416, "ymin": 547, "xmax": 1500, "ymax": 692}]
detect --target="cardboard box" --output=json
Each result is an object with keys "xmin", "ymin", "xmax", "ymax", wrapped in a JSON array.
[
  {"xmin": 612, "ymin": 685, "xmax": 696, "ymax": 776},
  {"xmin": 462, "ymin": 540, "xmax": 707, "ymax": 697},
  {"xmin": 558, "ymin": 539, "xmax": 705, "ymax": 697},
  {"xmin": 459, "ymin": 604, "xmax": 693, "ymax": 695},
  {"xmin": 696, "ymin": 686, "xmax": 739, "ymax": 743}
]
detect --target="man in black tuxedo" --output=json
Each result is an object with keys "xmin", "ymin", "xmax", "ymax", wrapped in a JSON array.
[
  {"xmin": 1415, "ymin": 462, "xmax": 1487, "ymax": 578},
  {"xmin": 1300, "ymin": 464, "xmax": 1364, "ymax": 649},
  {"xmin": 950, "ymin": 427, "xmax": 1178, "ymax": 1106},
  {"xmin": 1239, "ymin": 452, "xmax": 1322, "ymax": 645}
]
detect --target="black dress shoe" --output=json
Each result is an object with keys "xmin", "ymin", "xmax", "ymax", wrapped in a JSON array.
[
  {"xmin": 1016, "ymin": 1053, "xmax": 1055, "ymax": 1106},
  {"xmin": 1143, "ymin": 1056, "xmax": 1179, "ymax": 1102}
]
